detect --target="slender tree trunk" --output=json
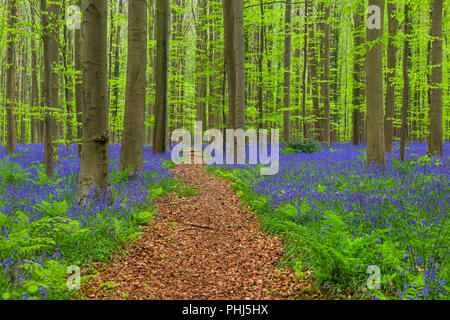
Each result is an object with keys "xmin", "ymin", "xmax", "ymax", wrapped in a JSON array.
[
  {"xmin": 20, "ymin": 43, "xmax": 27, "ymax": 144},
  {"xmin": 208, "ymin": 0, "xmax": 221, "ymax": 130},
  {"xmin": 75, "ymin": 0, "xmax": 83, "ymax": 156},
  {"xmin": 77, "ymin": 0, "xmax": 109, "ymax": 199},
  {"xmin": 6, "ymin": 0, "xmax": 17, "ymax": 154},
  {"xmin": 257, "ymin": 0, "xmax": 265, "ymax": 129},
  {"xmin": 308, "ymin": 5, "xmax": 319, "ymax": 140},
  {"xmin": 302, "ymin": 0, "xmax": 309, "ymax": 138},
  {"xmin": 195, "ymin": 0, "xmax": 207, "ymax": 132},
  {"xmin": 385, "ymin": 2, "xmax": 398, "ymax": 153},
  {"xmin": 366, "ymin": 0, "xmax": 386, "ymax": 166},
  {"xmin": 31, "ymin": 7, "xmax": 39, "ymax": 145},
  {"xmin": 112, "ymin": 1, "xmax": 123, "ymax": 144},
  {"xmin": 63, "ymin": 1, "xmax": 74, "ymax": 148},
  {"xmin": 282, "ymin": 0, "xmax": 292, "ymax": 143},
  {"xmin": 153, "ymin": 0, "xmax": 170, "ymax": 153},
  {"xmin": 223, "ymin": 0, "xmax": 235, "ymax": 130},
  {"xmin": 322, "ymin": 3, "xmax": 331, "ymax": 147},
  {"xmin": 234, "ymin": 0, "xmax": 245, "ymax": 133},
  {"xmin": 42, "ymin": 0, "xmax": 60, "ymax": 177},
  {"xmin": 400, "ymin": 4, "xmax": 410, "ymax": 162},
  {"xmin": 428, "ymin": 0, "xmax": 443, "ymax": 156},
  {"xmin": 146, "ymin": 0, "xmax": 155, "ymax": 145},
  {"xmin": 120, "ymin": 0, "xmax": 147, "ymax": 170},
  {"xmin": 352, "ymin": 1, "xmax": 364, "ymax": 146}
]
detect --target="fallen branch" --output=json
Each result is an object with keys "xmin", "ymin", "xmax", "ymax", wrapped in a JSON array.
[{"xmin": 181, "ymin": 222, "xmax": 218, "ymax": 231}]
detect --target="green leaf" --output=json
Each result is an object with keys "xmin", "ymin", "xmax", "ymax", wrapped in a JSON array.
[
  {"xmin": 135, "ymin": 211, "xmax": 156, "ymax": 225},
  {"xmin": 27, "ymin": 284, "xmax": 39, "ymax": 295}
]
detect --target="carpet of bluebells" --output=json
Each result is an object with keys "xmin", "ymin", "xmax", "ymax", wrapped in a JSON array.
[
  {"xmin": 0, "ymin": 144, "xmax": 173, "ymax": 300},
  {"xmin": 210, "ymin": 142, "xmax": 449, "ymax": 300}
]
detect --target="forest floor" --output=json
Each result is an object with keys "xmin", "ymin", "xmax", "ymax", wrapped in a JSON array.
[{"xmin": 82, "ymin": 159, "xmax": 322, "ymax": 300}]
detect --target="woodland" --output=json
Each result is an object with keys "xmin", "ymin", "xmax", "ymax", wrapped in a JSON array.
[{"xmin": 0, "ymin": 0, "xmax": 449, "ymax": 301}]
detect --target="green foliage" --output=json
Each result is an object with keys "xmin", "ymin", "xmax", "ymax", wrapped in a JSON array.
[
  {"xmin": 210, "ymin": 164, "xmax": 449, "ymax": 300},
  {"xmin": 177, "ymin": 185, "xmax": 198, "ymax": 197},
  {"xmin": 162, "ymin": 160, "xmax": 175, "ymax": 169},
  {"xmin": 285, "ymin": 139, "xmax": 322, "ymax": 154},
  {"xmin": 0, "ymin": 160, "xmax": 173, "ymax": 300},
  {"xmin": 110, "ymin": 166, "xmax": 135, "ymax": 185},
  {"xmin": 133, "ymin": 210, "xmax": 156, "ymax": 225}
]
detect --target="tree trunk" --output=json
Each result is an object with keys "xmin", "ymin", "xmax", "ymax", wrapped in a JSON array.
[
  {"xmin": 385, "ymin": 2, "xmax": 398, "ymax": 153},
  {"xmin": 208, "ymin": 0, "xmax": 222, "ymax": 130},
  {"xmin": 146, "ymin": 0, "xmax": 155, "ymax": 144},
  {"xmin": 366, "ymin": 0, "xmax": 386, "ymax": 166},
  {"xmin": 428, "ymin": 0, "xmax": 443, "ymax": 156},
  {"xmin": 111, "ymin": 0, "xmax": 124, "ymax": 144},
  {"xmin": 257, "ymin": 0, "xmax": 265, "ymax": 129},
  {"xmin": 77, "ymin": 0, "xmax": 109, "ymax": 199},
  {"xmin": 223, "ymin": 0, "xmax": 235, "ymax": 131},
  {"xmin": 30, "ymin": 7, "xmax": 39, "ymax": 145},
  {"xmin": 120, "ymin": 0, "xmax": 147, "ymax": 171},
  {"xmin": 42, "ymin": 0, "xmax": 60, "ymax": 177},
  {"xmin": 75, "ymin": 0, "xmax": 83, "ymax": 156},
  {"xmin": 302, "ymin": 0, "xmax": 309, "ymax": 138},
  {"xmin": 400, "ymin": 4, "xmax": 410, "ymax": 162},
  {"xmin": 352, "ymin": 0, "xmax": 364, "ymax": 146},
  {"xmin": 153, "ymin": 0, "xmax": 170, "ymax": 153},
  {"xmin": 6, "ymin": 0, "xmax": 18, "ymax": 154},
  {"xmin": 321, "ymin": 3, "xmax": 331, "ymax": 147},
  {"xmin": 63, "ymin": 0, "xmax": 74, "ymax": 148},
  {"xmin": 308, "ymin": 5, "xmax": 319, "ymax": 141},
  {"xmin": 282, "ymin": 0, "xmax": 292, "ymax": 143},
  {"xmin": 20, "ymin": 42, "xmax": 27, "ymax": 144},
  {"xmin": 234, "ymin": 0, "xmax": 245, "ymax": 132},
  {"xmin": 195, "ymin": 0, "xmax": 208, "ymax": 132}
]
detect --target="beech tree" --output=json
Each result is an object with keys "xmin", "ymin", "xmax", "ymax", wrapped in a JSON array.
[
  {"xmin": 120, "ymin": 0, "xmax": 147, "ymax": 170},
  {"xmin": 6, "ymin": 0, "xmax": 17, "ymax": 155},
  {"xmin": 153, "ymin": 0, "xmax": 170, "ymax": 154},
  {"xmin": 352, "ymin": 0, "xmax": 364, "ymax": 146},
  {"xmin": 428, "ymin": 0, "xmax": 443, "ymax": 156},
  {"xmin": 400, "ymin": 3, "xmax": 410, "ymax": 162},
  {"xmin": 41, "ymin": 0, "xmax": 60, "ymax": 177},
  {"xmin": 365, "ymin": 0, "xmax": 386, "ymax": 166},
  {"xmin": 77, "ymin": 0, "xmax": 109, "ymax": 199},
  {"xmin": 385, "ymin": 2, "xmax": 399, "ymax": 153},
  {"xmin": 282, "ymin": 0, "xmax": 292, "ymax": 143}
]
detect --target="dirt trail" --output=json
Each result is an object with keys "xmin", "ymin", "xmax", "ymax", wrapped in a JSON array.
[{"xmin": 82, "ymin": 163, "xmax": 320, "ymax": 300}]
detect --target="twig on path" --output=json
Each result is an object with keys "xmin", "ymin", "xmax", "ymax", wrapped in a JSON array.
[{"xmin": 179, "ymin": 222, "xmax": 218, "ymax": 231}]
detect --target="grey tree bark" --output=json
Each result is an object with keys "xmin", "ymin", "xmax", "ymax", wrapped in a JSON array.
[
  {"xmin": 352, "ymin": 0, "xmax": 364, "ymax": 146},
  {"xmin": 428, "ymin": 0, "xmax": 443, "ymax": 156},
  {"xmin": 322, "ymin": 3, "xmax": 331, "ymax": 147},
  {"xmin": 74, "ymin": 0, "xmax": 83, "ymax": 156},
  {"xmin": 77, "ymin": 0, "xmax": 109, "ymax": 199},
  {"xmin": 196, "ymin": 0, "xmax": 208, "ymax": 132},
  {"xmin": 282, "ymin": 0, "xmax": 292, "ymax": 143},
  {"xmin": 223, "ymin": 0, "xmax": 235, "ymax": 131},
  {"xmin": 365, "ymin": 0, "xmax": 386, "ymax": 166},
  {"xmin": 152, "ymin": 0, "xmax": 170, "ymax": 153},
  {"xmin": 42, "ymin": 0, "xmax": 60, "ymax": 177},
  {"xmin": 384, "ymin": 2, "xmax": 398, "ymax": 153},
  {"xmin": 234, "ymin": 0, "xmax": 246, "ymax": 133},
  {"xmin": 400, "ymin": 4, "xmax": 410, "ymax": 162},
  {"xmin": 6, "ymin": 0, "xmax": 17, "ymax": 155},
  {"xmin": 120, "ymin": 0, "xmax": 147, "ymax": 170}
]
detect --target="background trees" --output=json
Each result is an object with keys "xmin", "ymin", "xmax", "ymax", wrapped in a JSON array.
[{"xmin": 0, "ymin": 0, "xmax": 448, "ymax": 181}]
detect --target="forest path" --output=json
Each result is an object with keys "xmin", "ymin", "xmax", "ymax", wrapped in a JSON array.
[{"xmin": 82, "ymin": 161, "xmax": 320, "ymax": 300}]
